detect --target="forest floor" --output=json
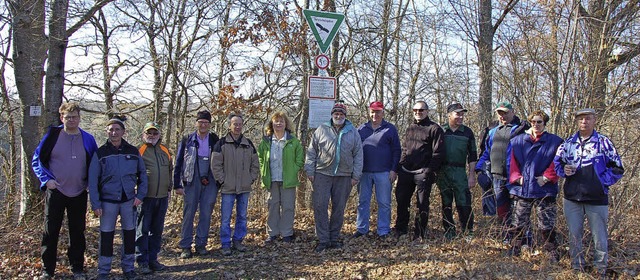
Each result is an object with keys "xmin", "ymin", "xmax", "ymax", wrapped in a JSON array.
[{"xmin": 2, "ymin": 190, "xmax": 640, "ymax": 280}]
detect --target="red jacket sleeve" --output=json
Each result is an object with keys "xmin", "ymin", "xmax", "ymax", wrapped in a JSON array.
[
  {"xmin": 508, "ymin": 150, "xmax": 522, "ymax": 185},
  {"xmin": 543, "ymin": 161, "xmax": 559, "ymax": 183}
]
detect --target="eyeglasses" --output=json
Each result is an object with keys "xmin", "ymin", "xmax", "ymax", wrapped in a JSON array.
[
  {"xmin": 413, "ymin": 109, "xmax": 426, "ymax": 112},
  {"xmin": 145, "ymin": 132, "xmax": 159, "ymax": 136},
  {"xmin": 197, "ymin": 120, "xmax": 210, "ymax": 125},
  {"xmin": 63, "ymin": 115, "xmax": 79, "ymax": 120},
  {"xmin": 530, "ymin": 120, "xmax": 544, "ymax": 124}
]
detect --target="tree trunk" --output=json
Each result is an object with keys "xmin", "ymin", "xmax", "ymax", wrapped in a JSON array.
[
  {"xmin": 10, "ymin": 0, "xmax": 48, "ymax": 223},
  {"xmin": 44, "ymin": 0, "xmax": 69, "ymax": 127},
  {"xmin": 477, "ymin": 0, "xmax": 494, "ymax": 128}
]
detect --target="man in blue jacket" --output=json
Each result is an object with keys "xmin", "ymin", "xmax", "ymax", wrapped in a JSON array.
[
  {"xmin": 554, "ymin": 108, "xmax": 624, "ymax": 276},
  {"xmin": 475, "ymin": 101, "xmax": 529, "ymax": 242},
  {"xmin": 89, "ymin": 116, "xmax": 147, "ymax": 280},
  {"xmin": 352, "ymin": 101, "xmax": 401, "ymax": 239},
  {"xmin": 32, "ymin": 102, "xmax": 98, "ymax": 280}
]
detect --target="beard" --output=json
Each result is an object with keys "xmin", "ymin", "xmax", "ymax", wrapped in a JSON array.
[
  {"xmin": 145, "ymin": 138, "xmax": 159, "ymax": 145},
  {"xmin": 332, "ymin": 118, "xmax": 345, "ymax": 125}
]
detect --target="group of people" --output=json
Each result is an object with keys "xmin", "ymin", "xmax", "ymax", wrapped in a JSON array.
[{"xmin": 32, "ymin": 100, "xmax": 624, "ymax": 279}]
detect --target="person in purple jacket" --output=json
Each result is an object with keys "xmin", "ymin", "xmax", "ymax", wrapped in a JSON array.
[
  {"xmin": 554, "ymin": 108, "xmax": 624, "ymax": 276},
  {"xmin": 32, "ymin": 102, "xmax": 98, "ymax": 280},
  {"xmin": 352, "ymin": 101, "xmax": 401, "ymax": 239}
]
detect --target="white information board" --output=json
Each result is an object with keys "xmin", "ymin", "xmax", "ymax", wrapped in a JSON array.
[
  {"xmin": 308, "ymin": 99, "xmax": 335, "ymax": 128},
  {"xmin": 308, "ymin": 76, "xmax": 336, "ymax": 99}
]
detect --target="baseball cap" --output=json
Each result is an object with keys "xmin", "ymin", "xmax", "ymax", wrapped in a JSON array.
[
  {"xmin": 369, "ymin": 101, "xmax": 384, "ymax": 111},
  {"xmin": 447, "ymin": 103, "xmax": 468, "ymax": 113},
  {"xmin": 143, "ymin": 122, "xmax": 160, "ymax": 132},
  {"xmin": 494, "ymin": 101, "xmax": 513, "ymax": 112}
]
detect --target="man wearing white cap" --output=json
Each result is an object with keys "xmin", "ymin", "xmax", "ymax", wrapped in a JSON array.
[{"xmin": 554, "ymin": 108, "xmax": 624, "ymax": 276}]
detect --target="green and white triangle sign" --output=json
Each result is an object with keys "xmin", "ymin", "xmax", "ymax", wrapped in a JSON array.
[{"xmin": 303, "ymin": 10, "xmax": 345, "ymax": 54}]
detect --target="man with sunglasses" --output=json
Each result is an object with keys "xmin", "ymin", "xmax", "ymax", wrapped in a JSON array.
[
  {"xmin": 393, "ymin": 101, "xmax": 445, "ymax": 241},
  {"xmin": 475, "ymin": 101, "xmax": 529, "ymax": 243},
  {"xmin": 135, "ymin": 122, "xmax": 172, "ymax": 273}
]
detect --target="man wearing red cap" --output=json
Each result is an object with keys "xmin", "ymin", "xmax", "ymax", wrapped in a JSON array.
[
  {"xmin": 352, "ymin": 101, "xmax": 401, "ymax": 239},
  {"xmin": 305, "ymin": 102, "xmax": 363, "ymax": 252}
]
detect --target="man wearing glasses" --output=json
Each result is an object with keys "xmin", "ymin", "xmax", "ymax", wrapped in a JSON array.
[
  {"xmin": 393, "ymin": 101, "xmax": 445, "ymax": 241},
  {"xmin": 135, "ymin": 122, "xmax": 172, "ymax": 273},
  {"xmin": 33, "ymin": 102, "xmax": 98, "ymax": 280},
  {"xmin": 475, "ymin": 101, "xmax": 529, "ymax": 243},
  {"xmin": 174, "ymin": 110, "xmax": 220, "ymax": 258}
]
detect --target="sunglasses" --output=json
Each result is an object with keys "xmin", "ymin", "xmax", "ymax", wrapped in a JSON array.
[
  {"xmin": 413, "ymin": 109, "xmax": 426, "ymax": 112},
  {"xmin": 530, "ymin": 120, "xmax": 544, "ymax": 124}
]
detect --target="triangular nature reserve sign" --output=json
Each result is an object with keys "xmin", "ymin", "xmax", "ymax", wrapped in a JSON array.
[{"xmin": 303, "ymin": 9, "xmax": 345, "ymax": 54}]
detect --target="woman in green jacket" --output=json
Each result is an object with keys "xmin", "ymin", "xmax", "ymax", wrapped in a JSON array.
[{"xmin": 258, "ymin": 111, "xmax": 305, "ymax": 243}]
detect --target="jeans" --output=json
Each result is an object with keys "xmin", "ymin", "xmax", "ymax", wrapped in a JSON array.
[
  {"xmin": 311, "ymin": 174, "xmax": 353, "ymax": 243},
  {"xmin": 179, "ymin": 176, "xmax": 218, "ymax": 249},
  {"xmin": 563, "ymin": 199, "xmax": 609, "ymax": 270},
  {"xmin": 220, "ymin": 192, "xmax": 250, "ymax": 248},
  {"xmin": 395, "ymin": 169, "xmax": 434, "ymax": 238},
  {"xmin": 493, "ymin": 177, "xmax": 512, "ymax": 231},
  {"xmin": 98, "ymin": 200, "xmax": 136, "ymax": 275},
  {"xmin": 356, "ymin": 172, "xmax": 392, "ymax": 236},
  {"xmin": 135, "ymin": 197, "xmax": 168, "ymax": 264},
  {"xmin": 41, "ymin": 189, "xmax": 87, "ymax": 275},
  {"xmin": 266, "ymin": 181, "xmax": 296, "ymax": 238}
]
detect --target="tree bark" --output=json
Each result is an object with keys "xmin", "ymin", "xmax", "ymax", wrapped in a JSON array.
[{"xmin": 9, "ymin": 0, "xmax": 47, "ymax": 223}]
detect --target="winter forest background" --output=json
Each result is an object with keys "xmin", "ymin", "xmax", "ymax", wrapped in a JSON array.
[{"xmin": 0, "ymin": 0, "xmax": 639, "ymax": 279}]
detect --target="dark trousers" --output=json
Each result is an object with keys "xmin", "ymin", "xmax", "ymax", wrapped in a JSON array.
[
  {"xmin": 135, "ymin": 197, "xmax": 169, "ymax": 264},
  {"xmin": 394, "ymin": 169, "xmax": 434, "ymax": 238},
  {"xmin": 42, "ymin": 189, "xmax": 87, "ymax": 275}
]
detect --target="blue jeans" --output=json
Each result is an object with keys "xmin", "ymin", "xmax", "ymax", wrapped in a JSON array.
[
  {"xmin": 179, "ymin": 178, "xmax": 218, "ymax": 249},
  {"xmin": 563, "ymin": 199, "xmax": 609, "ymax": 270},
  {"xmin": 135, "ymin": 197, "xmax": 168, "ymax": 264},
  {"xmin": 98, "ymin": 200, "xmax": 136, "ymax": 275},
  {"xmin": 220, "ymin": 192, "xmax": 250, "ymax": 248},
  {"xmin": 493, "ymin": 177, "xmax": 512, "ymax": 228},
  {"xmin": 356, "ymin": 172, "xmax": 392, "ymax": 236}
]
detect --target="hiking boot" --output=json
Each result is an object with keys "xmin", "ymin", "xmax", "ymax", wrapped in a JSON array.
[
  {"xmin": 330, "ymin": 240, "xmax": 344, "ymax": 249},
  {"xmin": 282, "ymin": 235, "xmax": 294, "ymax": 243},
  {"xmin": 221, "ymin": 247, "xmax": 232, "ymax": 256},
  {"xmin": 264, "ymin": 236, "xmax": 278, "ymax": 245},
  {"xmin": 391, "ymin": 228, "xmax": 407, "ymax": 238},
  {"xmin": 232, "ymin": 240, "xmax": 247, "ymax": 252},
  {"xmin": 444, "ymin": 229, "xmax": 457, "ymax": 241},
  {"xmin": 351, "ymin": 231, "xmax": 366, "ymax": 239},
  {"xmin": 195, "ymin": 246, "xmax": 208, "ymax": 256},
  {"xmin": 149, "ymin": 260, "xmax": 166, "ymax": 271},
  {"xmin": 123, "ymin": 270, "xmax": 137, "ymax": 280},
  {"xmin": 315, "ymin": 242, "xmax": 330, "ymax": 253},
  {"xmin": 179, "ymin": 248, "xmax": 192, "ymax": 259},
  {"xmin": 138, "ymin": 263, "xmax": 153, "ymax": 275}
]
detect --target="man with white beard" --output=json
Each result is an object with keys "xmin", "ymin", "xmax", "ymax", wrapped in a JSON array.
[
  {"xmin": 305, "ymin": 102, "xmax": 363, "ymax": 252},
  {"xmin": 135, "ymin": 122, "xmax": 171, "ymax": 274}
]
